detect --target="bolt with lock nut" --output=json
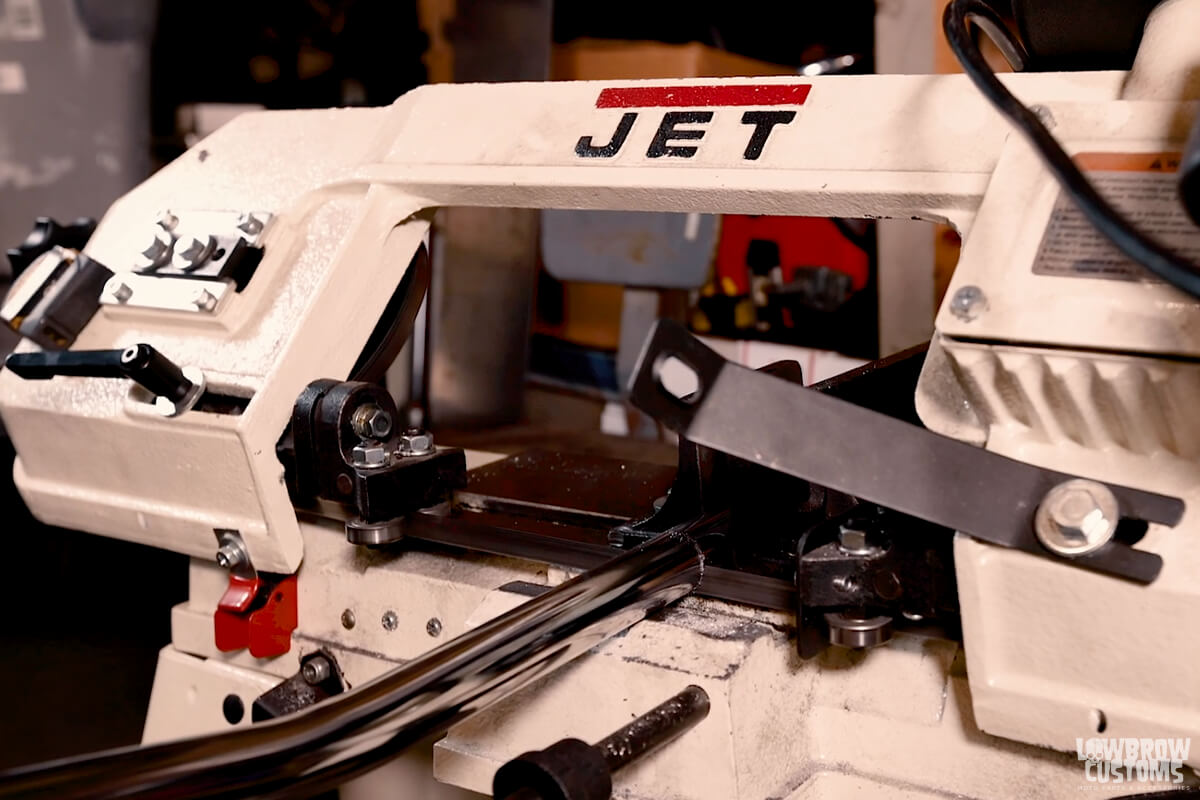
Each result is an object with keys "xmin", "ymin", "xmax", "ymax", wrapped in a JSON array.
[{"xmin": 351, "ymin": 404, "xmax": 394, "ymax": 441}]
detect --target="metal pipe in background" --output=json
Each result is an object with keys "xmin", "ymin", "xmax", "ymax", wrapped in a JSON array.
[{"xmin": 0, "ymin": 525, "xmax": 721, "ymax": 800}]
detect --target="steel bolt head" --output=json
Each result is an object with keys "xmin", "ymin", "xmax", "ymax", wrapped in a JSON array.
[
  {"xmin": 112, "ymin": 282, "xmax": 134, "ymax": 303},
  {"xmin": 351, "ymin": 404, "xmax": 394, "ymax": 440},
  {"xmin": 949, "ymin": 285, "xmax": 987, "ymax": 322},
  {"xmin": 381, "ymin": 610, "xmax": 399, "ymax": 631},
  {"xmin": 351, "ymin": 443, "xmax": 391, "ymax": 469},
  {"xmin": 215, "ymin": 542, "xmax": 245, "ymax": 570},
  {"xmin": 236, "ymin": 212, "xmax": 264, "ymax": 236},
  {"xmin": 1035, "ymin": 479, "xmax": 1119, "ymax": 557},
  {"xmin": 192, "ymin": 289, "xmax": 218, "ymax": 312},
  {"xmin": 340, "ymin": 609, "xmax": 356, "ymax": 630},
  {"xmin": 156, "ymin": 209, "xmax": 179, "ymax": 232},
  {"xmin": 301, "ymin": 657, "xmax": 332, "ymax": 685},
  {"xmin": 426, "ymin": 617, "xmax": 442, "ymax": 637},
  {"xmin": 397, "ymin": 427, "xmax": 434, "ymax": 457}
]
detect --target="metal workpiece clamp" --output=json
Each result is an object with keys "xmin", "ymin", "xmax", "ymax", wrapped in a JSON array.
[{"xmin": 628, "ymin": 320, "xmax": 1184, "ymax": 584}]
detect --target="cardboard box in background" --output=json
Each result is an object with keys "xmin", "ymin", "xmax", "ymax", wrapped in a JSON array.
[
  {"xmin": 542, "ymin": 40, "xmax": 797, "ymax": 350},
  {"xmin": 553, "ymin": 39, "xmax": 796, "ymax": 82}
]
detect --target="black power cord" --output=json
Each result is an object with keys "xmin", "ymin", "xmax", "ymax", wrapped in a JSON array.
[{"xmin": 944, "ymin": 0, "xmax": 1200, "ymax": 299}]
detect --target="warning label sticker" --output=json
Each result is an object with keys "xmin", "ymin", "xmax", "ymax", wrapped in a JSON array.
[{"xmin": 1032, "ymin": 152, "xmax": 1200, "ymax": 282}]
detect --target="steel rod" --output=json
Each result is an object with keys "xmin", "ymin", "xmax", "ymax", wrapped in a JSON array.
[{"xmin": 595, "ymin": 684, "xmax": 710, "ymax": 773}]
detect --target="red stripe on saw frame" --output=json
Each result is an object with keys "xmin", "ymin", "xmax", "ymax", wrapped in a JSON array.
[{"xmin": 596, "ymin": 84, "xmax": 812, "ymax": 108}]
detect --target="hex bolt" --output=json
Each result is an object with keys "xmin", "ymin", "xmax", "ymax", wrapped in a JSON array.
[
  {"xmin": 351, "ymin": 443, "xmax": 391, "ymax": 469},
  {"xmin": 340, "ymin": 609, "xmax": 356, "ymax": 630},
  {"xmin": 301, "ymin": 656, "xmax": 332, "ymax": 685},
  {"xmin": 397, "ymin": 427, "xmax": 435, "ymax": 457},
  {"xmin": 426, "ymin": 617, "xmax": 443, "ymax": 637},
  {"xmin": 192, "ymin": 290, "xmax": 218, "ymax": 312},
  {"xmin": 949, "ymin": 285, "xmax": 987, "ymax": 322},
  {"xmin": 236, "ymin": 212, "xmax": 264, "ymax": 236},
  {"xmin": 351, "ymin": 404, "xmax": 394, "ymax": 440},
  {"xmin": 113, "ymin": 283, "xmax": 134, "ymax": 303},
  {"xmin": 381, "ymin": 610, "xmax": 399, "ymax": 631},
  {"xmin": 156, "ymin": 210, "xmax": 179, "ymax": 232},
  {"xmin": 215, "ymin": 541, "xmax": 247, "ymax": 570},
  {"xmin": 1035, "ymin": 479, "xmax": 1119, "ymax": 557}
]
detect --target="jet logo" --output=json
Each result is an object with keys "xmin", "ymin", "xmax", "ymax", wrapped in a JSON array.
[{"xmin": 575, "ymin": 84, "xmax": 811, "ymax": 161}]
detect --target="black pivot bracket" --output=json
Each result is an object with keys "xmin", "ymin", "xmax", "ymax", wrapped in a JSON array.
[{"xmin": 277, "ymin": 379, "xmax": 466, "ymax": 546}]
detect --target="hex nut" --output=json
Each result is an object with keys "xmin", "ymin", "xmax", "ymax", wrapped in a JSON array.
[
  {"xmin": 351, "ymin": 443, "xmax": 391, "ymax": 469},
  {"xmin": 397, "ymin": 428, "xmax": 435, "ymax": 457}
]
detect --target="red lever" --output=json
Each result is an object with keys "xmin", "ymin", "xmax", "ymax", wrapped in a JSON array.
[{"xmin": 214, "ymin": 573, "xmax": 298, "ymax": 658}]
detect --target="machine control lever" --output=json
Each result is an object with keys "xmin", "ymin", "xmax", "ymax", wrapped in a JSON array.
[{"xmin": 5, "ymin": 344, "xmax": 204, "ymax": 416}]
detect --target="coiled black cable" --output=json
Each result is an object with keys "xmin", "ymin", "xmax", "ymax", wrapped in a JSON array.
[{"xmin": 944, "ymin": 0, "xmax": 1200, "ymax": 299}]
